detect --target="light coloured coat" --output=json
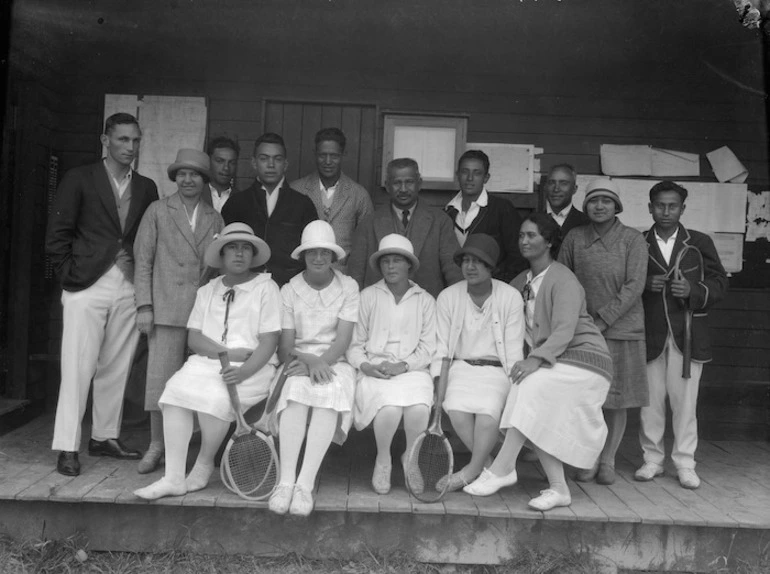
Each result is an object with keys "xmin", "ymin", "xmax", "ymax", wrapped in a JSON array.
[{"xmin": 134, "ymin": 193, "xmax": 224, "ymax": 327}]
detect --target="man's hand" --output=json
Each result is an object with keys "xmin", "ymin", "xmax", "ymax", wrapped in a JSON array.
[
  {"xmin": 136, "ymin": 309, "xmax": 154, "ymax": 334},
  {"xmin": 670, "ymin": 271, "xmax": 692, "ymax": 299},
  {"xmin": 646, "ymin": 275, "xmax": 668, "ymax": 292}
]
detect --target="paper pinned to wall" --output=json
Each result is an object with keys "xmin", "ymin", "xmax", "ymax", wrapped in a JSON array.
[
  {"xmin": 746, "ymin": 191, "xmax": 770, "ymax": 242},
  {"xmin": 600, "ymin": 144, "xmax": 700, "ymax": 177},
  {"xmin": 706, "ymin": 146, "xmax": 748, "ymax": 183},
  {"xmin": 573, "ymin": 175, "xmax": 747, "ymax": 233},
  {"xmin": 465, "ymin": 143, "xmax": 542, "ymax": 193},
  {"xmin": 394, "ymin": 126, "xmax": 456, "ymax": 180},
  {"xmin": 709, "ymin": 233, "xmax": 744, "ymax": 273}
]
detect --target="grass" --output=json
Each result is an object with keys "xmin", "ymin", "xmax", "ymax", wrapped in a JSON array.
[{"xmin": 0, "ymin": 533, "xmax": 612, "ymax": 574}]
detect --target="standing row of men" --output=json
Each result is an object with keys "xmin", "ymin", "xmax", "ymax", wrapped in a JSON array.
[{"xmin": 46, "ymin": 114, "xmax": 723, "ymax": 488}]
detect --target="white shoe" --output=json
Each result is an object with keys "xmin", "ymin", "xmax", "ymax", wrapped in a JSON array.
[
  {"xmin": 528, "ymin": 488, "xmax": 571, "ymax": 511},
  {"xmin": 371, "ymin": 460, "xmax": 392, "ymax": 494},
  {"xmin": 268, "ymin": 484, "xmax": 294, "ymax": 515},
  {"xmin": 634, "ymin": 462, "xmax": 664, "ymax": 482},
  {"xmin": 289, "ymin": 484, "xmax": 314, "ymax": 516},
  {"xmin": 463, "ymin": 468, "xmax": 518, "ymax": 496},
  {"xmin": 677, "ymin": 468, "xmax": 701, "ymax": 489}
]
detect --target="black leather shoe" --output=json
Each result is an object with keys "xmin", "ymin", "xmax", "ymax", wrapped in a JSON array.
[
  {"xmin": 88, "ymin": 438, "xmax": 142, "ymax": 460},
  {"xmin": 57, "ymin": 451, "xmax": 80, "ymax": 476}
]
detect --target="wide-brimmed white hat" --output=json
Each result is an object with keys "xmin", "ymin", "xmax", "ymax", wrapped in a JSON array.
[
  {"xmin": 204, "ymin": 222, "xmax": 271, "ymax": 269},
  {"xmin": 167, "ymin": 148, "xmax": 211, "ymax": 181},
  {"xmin": 290, "ymin": 220, "xmax": 346, "ymax": 260},
  {"xmin": 368, "ymin": 233, "xmax": 420, "ymax": 273}
]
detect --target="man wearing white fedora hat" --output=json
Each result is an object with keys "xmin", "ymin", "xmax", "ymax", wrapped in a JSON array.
[{"xmin": 46, "ymin": 113, "xmax": 158, "ymax": 476}]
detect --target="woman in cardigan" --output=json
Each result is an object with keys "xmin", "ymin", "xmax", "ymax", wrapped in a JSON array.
[
  {"xmin": 133, "ymin": 149, "xmax": 224, "ymax": 473},
  {"xmin": 558, "ymin": 178, "xmax": 648, "ymax": 485},
  {"xmin": 269, "ymin": 221, "xmax": 360, "ymax": 517},
  {"xmin": 464, "ymin": 214, "xmax": 612, "ymax": 511},
  {"xmin": 348, "ymin": 234, "xmax": 436, "ymax": 494},
  {"xmin": 434, "ymin": 233, "xmax": 524, "ymax": 492}
]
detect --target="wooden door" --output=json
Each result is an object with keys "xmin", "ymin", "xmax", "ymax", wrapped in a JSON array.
[{"xmin": 263, "ymin": 100, "xmax": 378, "ymax": 193}]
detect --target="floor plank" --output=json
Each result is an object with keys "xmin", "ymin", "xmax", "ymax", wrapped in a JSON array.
[{"xmin": 576, "ymin": 481, "xmax": 640, "ymax": 523}]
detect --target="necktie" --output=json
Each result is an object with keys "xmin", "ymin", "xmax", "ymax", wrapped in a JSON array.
[
  {"xmin": 401, "ymin": 209, "xmax": 410, "ymax": 229},
  {"xmin": 221, "ymin": 288, "xmax": 236, "ymax": 344}
]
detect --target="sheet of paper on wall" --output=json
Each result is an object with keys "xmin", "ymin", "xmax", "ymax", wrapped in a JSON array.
[
  {"xmin": 136, "ymin": 96, "xmax": 208, "ymax": 198},
  {"xmin": 601, "ymin": 144, "xmax": 699, "ymax": 177},
  {"xmin": 709, "ymin": 233, "xmax": 744, "ymax": 273},
  {"xmin": 394, "ymin": 126, "xmax": 456, "ymax": 181},
  {"xmin": 572, "ymin": 175, "xmax": 748, "ymax": 232},
  {"xmin": 465, "ymin": 143, "xmax": 542, "ymax": 193},
  {"xmin": 746, "ymin": 191, "xmax": 770, "ymax": 242},
  {"xmin": 706, "ymin": 146, "xmax": 748, "ymax": 183}
]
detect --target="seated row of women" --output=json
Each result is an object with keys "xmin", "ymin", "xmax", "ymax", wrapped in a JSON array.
[{"xmin": 133, "ymin": 214, "xmax": 613, "ymax": 517}]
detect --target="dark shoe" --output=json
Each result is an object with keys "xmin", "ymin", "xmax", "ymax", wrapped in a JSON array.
[
  {"xmin": 88, "ymin": 438, "xmax": 142, "ymax": 460},
  {"xmin": 57, "ymin": 451, "xmax": 80, "ymax": 476}
]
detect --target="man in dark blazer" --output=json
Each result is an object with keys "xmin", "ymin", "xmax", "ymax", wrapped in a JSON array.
[
  {"xmin": 46, "ymin": 113, "xmax": 158, "ymax": 476},
  {"xmin": 541, "ymin": 164, "xmax": 590, "ymax": 248},
  {"xmin": 636, "ymin": 181, "xmax": 727, "ymax": 490},
  {"xmin": 348, "ymin": 158, "xmax": 462, "ymax": 298},
  {"xmin": 444, "ymin": 150, "xmax": 527, "ymax": 283},
  {"xmin": 221, "ymin": 132, "xmax": 317, "ymax": 286},
  {"xmin": 202, "ymin": 136, "xmax": 240, "ymax": 213}
]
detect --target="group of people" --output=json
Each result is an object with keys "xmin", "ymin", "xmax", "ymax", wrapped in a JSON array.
[{"xmin": 45, "ymin": 112, "xmax": 728, "ymax": 518}]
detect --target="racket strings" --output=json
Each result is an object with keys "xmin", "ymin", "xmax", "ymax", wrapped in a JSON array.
[
  {"xmin": 226, "ymin": 434, "xmax": 278, "ymax": 498},
  {"xmin": 406, "ymin": 434, "xmax": 452, "ymax": 503}
]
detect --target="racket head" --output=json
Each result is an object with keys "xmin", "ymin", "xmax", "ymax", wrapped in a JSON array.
[
  {"xmin": 405, "ymin": 429, "xmax": 454, "ymax": 503},
  {"xmin": 222, "ymin": 430, "xmax": 279, "ymax": 500}
]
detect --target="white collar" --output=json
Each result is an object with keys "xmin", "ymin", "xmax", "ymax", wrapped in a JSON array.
[
  {"xmin": 654, "ymin": 226, "xmax": 679, "ymax": 243},
  {"xmin": 546, "ymin": 203, "xmax": 572, "ymax": 218},
  {"xmin": 448, "ymin": 188, "xmax": 489, "ymax": 211}
]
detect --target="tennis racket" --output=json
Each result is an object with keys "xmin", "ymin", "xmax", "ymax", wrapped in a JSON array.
[
  {"xmin": 405, "ymin": 357, "xmax": 454, "ymax": 503},
  {"xmin": 218, "ymin": 352, "xmax": 290, "ymax": 500},
  {"xmin": 671, "ymin": 246, "xmax": 704, "ymax": 379}
]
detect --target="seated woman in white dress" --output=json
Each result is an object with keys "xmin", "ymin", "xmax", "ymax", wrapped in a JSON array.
[
  {"xmin": 464, "ymin": 214, "xmax": 612, "ymax": 511},
  {"xmin": 134, "ymin": 223, "xmax": 281, "ymax": 500},
  {"xmin": 269, "ymin": 221, "xmax": 360, "ymax": 517},
  {"xmin": 434, "ymin": 233, "xmax": 525, "ymax": 492},
  {"xmin": 348, "ymin": 234, "xmax": 436, "ymax": 494}
]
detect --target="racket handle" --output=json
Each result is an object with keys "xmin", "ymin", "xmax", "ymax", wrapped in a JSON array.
[
  {"xmin": 220, "ymin": 351, "xmax": 249, "ymax": 429},
  {"xmin": 434, "ymin": 357, "xmax": 451, "ymax": 412},
  {"xmin": 218, "ymin": 351, "xmax": 230, "ymax": 369}
]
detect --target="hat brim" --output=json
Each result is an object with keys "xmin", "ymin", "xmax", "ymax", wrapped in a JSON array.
[
  {"xmin": 204, "ymin": 233, "xmax": 271, "ymax": 269},
  {"xmin": 368, "ymin": 247, "xmax": 420, "ymax": 274},
  {"xmin": 290, "ymin": 241, "xmax": 346, "ymax": 261},
  {"xmin": 167, "ymin": 162, "xmax": 211, "ymax": 182},
  {"xmin": 453, "ymin": 246, "xmax": 496, "ymax": 269}
]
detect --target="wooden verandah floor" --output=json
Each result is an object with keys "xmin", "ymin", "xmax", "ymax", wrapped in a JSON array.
[{"xmin": 1, "ymin": 414, "xmax": 769, "ymax": 572}]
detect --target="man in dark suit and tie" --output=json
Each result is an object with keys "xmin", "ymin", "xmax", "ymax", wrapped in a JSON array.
[
  {"xmin": 542, "ymin": 164, "xmax": 590, "ymax": 248},
  {"xmin": 348, "ymin": 158, "xmax": 462, "ymax": 297},
  {"xmin": 221, "ymin": 132, "xmax": 317, "ymax": 286},
  {"xmin": 202, "ymin": 136, "xmax": 240, "ymax": 213},
  {"xmin": 46, "ymin": 113, "xmax": 158, "ymax": 476}
]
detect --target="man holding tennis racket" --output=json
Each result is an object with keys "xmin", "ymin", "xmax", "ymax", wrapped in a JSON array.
[{"xmin": 636, "ymin": 181, "xmax": 728, "ymax": 490}]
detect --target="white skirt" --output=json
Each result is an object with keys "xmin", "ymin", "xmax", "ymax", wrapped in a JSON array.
[
  {"xmin": 270, "ymin": 361, "xmax": 357, "ymax": 445},
  {"xmin": 353, "ymin": 370, "xmax": 434, "ymax": 430},
  {"xmin": 500, "ymin": 362, "xmax": 609, "ymax": 469},
  {"xmin": 442, "ymin": 361, "xmax": 510, "ymax": 420},
  {"xmin": 158, "ymin": 354, "xmax": 275, "ymax": 422}
]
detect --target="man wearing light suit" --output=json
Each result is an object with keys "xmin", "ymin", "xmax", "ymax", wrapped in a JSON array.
[
  {"xmin": 348, "ymin": 158, "xmax": 462, "ymax": 298},
  {"xmin": 46, "ymin": 113, "xmax": 158, "ymax": 476}
]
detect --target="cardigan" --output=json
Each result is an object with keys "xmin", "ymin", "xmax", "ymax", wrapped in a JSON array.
[
  {"xmin": 432, "ymin": 279, "xmax": 524, "ymax": 378},
  {"xmin": 444, "ymin": 193, "xmax": 527, "ymax": 283},
  {"xmin": 134, "ymin": 193, "xmax": 223, "ymax": 327},
  {"xmin": 558, "ymin": 218, "xmax": 648, "ymax": 340},
  {"xmin": 348, "ymin": 200, "xmax": 463, "ymax": 298},
  {"xmin": 45, "ymin": 161, "xmax": 158, "ymax": 291},
  {"xmin": 346, "ymin": 279, "xmax": 436, "ymax": 372},
  {"xmin": 290, "ymin": 172, "xmax": 373, "ymax": 271},
  {"xmin": 642, "ymin": 224, "xmax": 728, "ymax": 362},
  {"xmin": 221, "ymin": 180, "xmax": 317, "ymax": 286},
  {"xmin": 510, "ymin": 262, "xmax": 613, "ymax": 381}
]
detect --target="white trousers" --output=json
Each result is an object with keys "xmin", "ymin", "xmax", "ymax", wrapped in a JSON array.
[
  {"xmin": 639, "ymin": 336, "xmax": 703, "ymax": 470},
  {"xmin": 52, "ymin": 265, "xmax": 139, "ymax": 451}
]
